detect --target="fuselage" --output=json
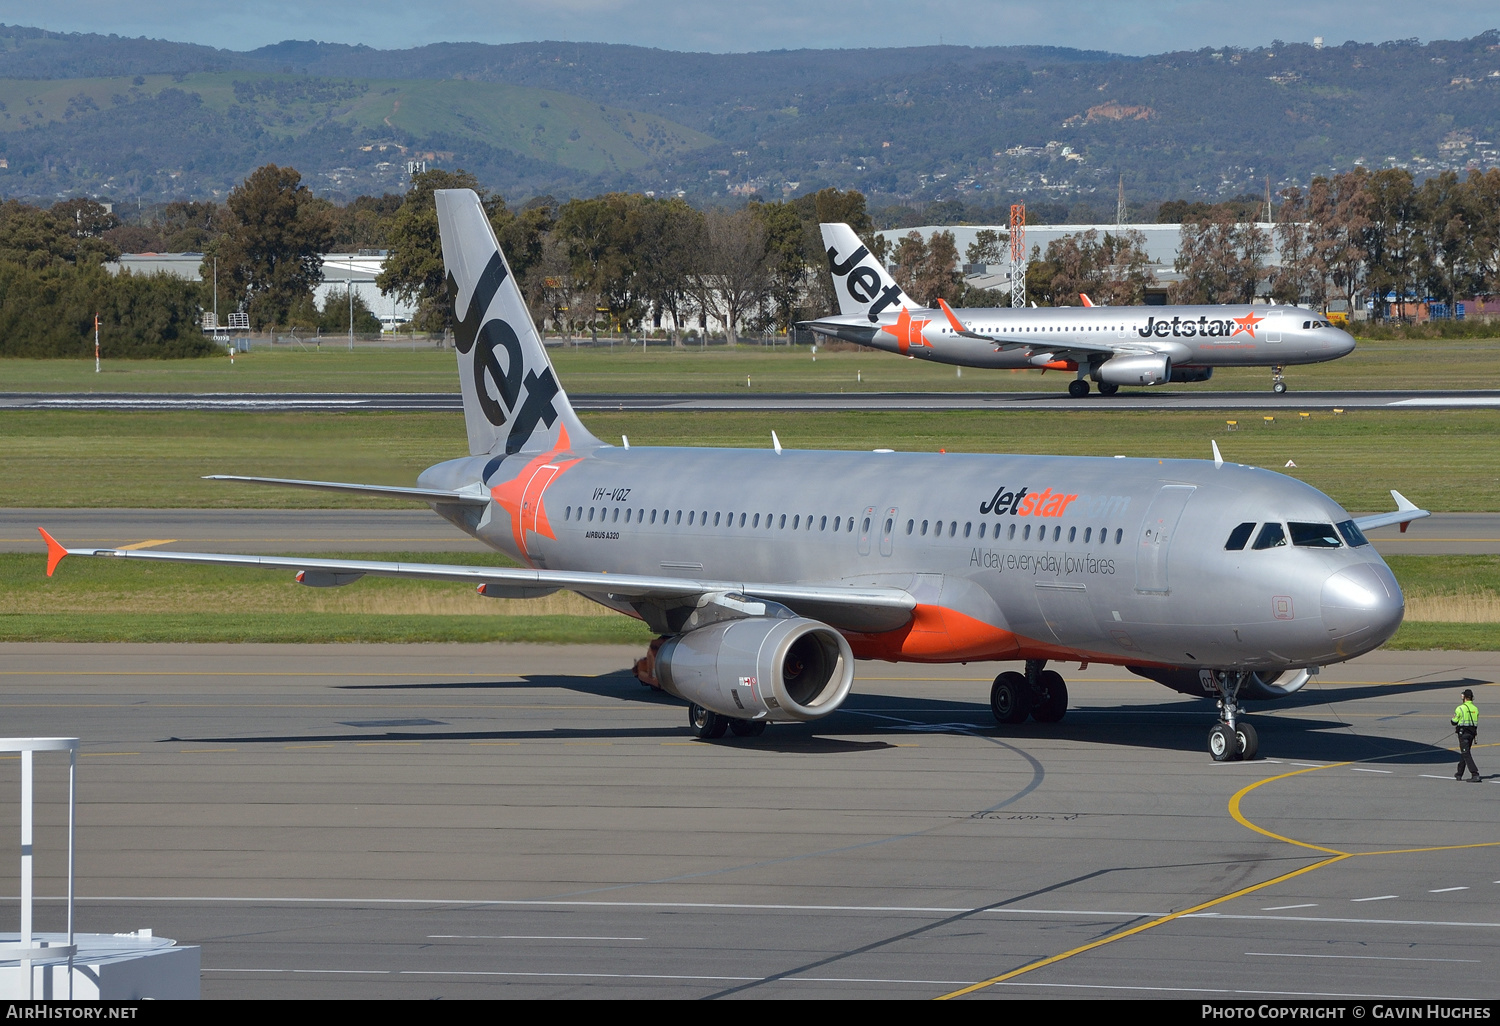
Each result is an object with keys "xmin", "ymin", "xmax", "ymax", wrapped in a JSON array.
[
  {"xmin": 420, "ymin": 445, "xmax": 1403, "ymax": 673},
  {"xmin": 808, "ymin": 303, "xmax": 1355, "ymax": 372}
]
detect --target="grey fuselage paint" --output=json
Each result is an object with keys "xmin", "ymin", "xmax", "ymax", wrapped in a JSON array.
[{"xmin": 419, "ymin": 445, "xmax": 1403, "ymax": 673}]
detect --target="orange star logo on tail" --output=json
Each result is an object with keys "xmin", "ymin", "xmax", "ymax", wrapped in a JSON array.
[
  {"xmin": 488, "ymin": 424, "xmax": 583, "ymax": 565},
  {"xmin": 880, "ymin": 307, "xmax": 933, "ymax": 354},
  {"xmin": 1231, "ymin": 310, "xmax": 1265, "ymax": 338}
]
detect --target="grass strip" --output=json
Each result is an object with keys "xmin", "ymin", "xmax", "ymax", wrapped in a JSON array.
[
  {"xmin": 4, "ymin": 406, "xmax": 1497, "ymax": 511},
  {"xmin": 6, "ymin": 337, "xmax": 1500, "ymax": 393},
  {"xmin": 1382, "ymin": 622, "xmax": 1500, "ymax": 651}
]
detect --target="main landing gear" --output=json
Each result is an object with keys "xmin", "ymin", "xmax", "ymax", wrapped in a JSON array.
[
  {"xmin": 1203, "ymin": 670, "xmax": 1258, "ymax": 761},
  {"xmin": 688, "ymin": 703, "xmax": 766, "ymax": 740},
  {"xmin": 1271, "ymin": 365, "xmax": 1288, "ymax": 394},
  {"xmin": 1069, "ymin": 378, "xmax": 1119, "ymax": 397},
  {"xmin": 991, "ymin": 659, "xmax": 1069, "ymax": 725}
]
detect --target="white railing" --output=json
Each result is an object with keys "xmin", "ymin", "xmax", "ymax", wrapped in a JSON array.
[{"xmin": 0, "ymin": 739, "xmax": 77, "ymax": 1000}]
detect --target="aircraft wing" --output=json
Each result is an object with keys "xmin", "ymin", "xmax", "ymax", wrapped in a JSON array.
[
  {"xmin": 203, "ymin": 475, "xmax": 490, "ymax": 506},
  {"xmin": 37, "ymin": 530, "xmax": 916, "ymax": 634},
  {"xmin": 1352, "ymin": 490, "xmax": 1430, "ymax": 533}
]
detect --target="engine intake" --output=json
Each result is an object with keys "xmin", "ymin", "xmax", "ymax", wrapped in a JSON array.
[
  {"xmin": 1097, "ymin": 353, "xmax": 1171, "ymax": 386},
  {"xmin": 657, "ymin": 617, "xmax": 855, "ymax": 722}
]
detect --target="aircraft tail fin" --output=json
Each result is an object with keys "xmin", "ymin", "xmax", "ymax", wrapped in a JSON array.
[
  {"xmin": 435, "ymin": 188, "xmax": 599, "ymax": 457},
  {"xmin": 819, "ymin": 223, "xmax": 918, "ymax": 322}
]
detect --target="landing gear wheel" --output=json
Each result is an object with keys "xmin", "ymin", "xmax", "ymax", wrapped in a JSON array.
[
  {"xmin": 1272, "ymin": 381, "xmax": 1288, "ymax": 394},
  {"xmin": 1068, "ymin": 379, "xmax": 1090, "ymax": 398},
  {"xmin": 1234, "ymin": 721, "xmax": 1259, "ymax": 761},
  {"xmin": 1097, "ymin": 382, "xmax": 1119, "ymax": 396},
  {"xmin": 991, "ymin": 671, "xmax": 1033, "ymax": 725},
  {"xmin": 729, "ymin": 718, "xmax": 767, "ymax": 738},
  {"xmin": 689, "ymin": 703, "xmax": 727, "ymax": 739},
  {"xmin": 1031, "ymin": 670, "xmax": 1069, "ymax": 723},
  {"xmin": 1208, "ymin": 723, "xmax": 1238, "ymax": 762}
]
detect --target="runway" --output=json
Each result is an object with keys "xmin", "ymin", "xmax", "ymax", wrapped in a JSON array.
[
  {"xmin": 0, "ymin": 642, "xmax": 1495, "ymax": 999},
  {"xmin": 3, "ymin": 508, "xmax": 1493, "ymax": 555},
  {"xmin": 6, "ymin": 389, "xmax": 1500, "ymax": 412}
]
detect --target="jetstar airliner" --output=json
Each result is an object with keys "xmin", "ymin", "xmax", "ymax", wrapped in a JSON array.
[
  {"xmin": 801, "ymin": 223, "xmax": 1355, "ymax": 396},
  {"xmin": 38, "ymin": 190, "xmax": 1425, "ymax": 761}
]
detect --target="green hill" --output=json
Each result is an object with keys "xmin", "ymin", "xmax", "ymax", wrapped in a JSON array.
[{"xmin": 0, "ymin": 71, "xmax": 719, "ymax": 202}]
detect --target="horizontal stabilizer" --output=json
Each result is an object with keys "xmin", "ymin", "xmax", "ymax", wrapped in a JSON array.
[
  {"xmin": 1352, "ymin": 490, "xmax": 1431, "ymax": 533},
  {"xmin": 205, "ymin": 475, "xmax": 489, "ymax": 506}
]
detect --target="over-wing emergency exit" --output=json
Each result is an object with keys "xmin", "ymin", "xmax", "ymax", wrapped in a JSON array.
[
  {"xmin": 39, "ymin": 190, "xmax": 1425, "ymax": 761},
  {"xmin": 801, "ymin": 223, "xmax": 1356, "ymax": 396}
]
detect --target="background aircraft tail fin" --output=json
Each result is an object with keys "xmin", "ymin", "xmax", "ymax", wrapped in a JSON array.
[
  {"xmin": 819, "ymin": 223, "xmax": 917, "ymax": 321},
  {"xmin": 435, "ymin": 188, "xmax": 600, "ymax": 457}
]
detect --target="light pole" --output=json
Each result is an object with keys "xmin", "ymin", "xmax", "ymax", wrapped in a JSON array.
[{"xmin": 348, "ymin": 256, "xmax": 355, "ymax": 351}]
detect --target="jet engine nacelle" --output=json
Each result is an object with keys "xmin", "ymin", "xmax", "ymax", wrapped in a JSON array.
[
  {"xmin": 657, "ymin": 617, "xmax": 855, "ymax": 722},
  {"xmin": 1169, "ymin": 366, "xmax": 1213, "ymax": 383},
  {"xmin": 1097, "ymin": 353, "xmax": 1171, "ymax": 386}
]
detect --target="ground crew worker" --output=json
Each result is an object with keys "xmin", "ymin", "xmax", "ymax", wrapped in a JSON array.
[{"xmin": 1453, "ymin": 688, "xmax": 1480, "ymax": 782}]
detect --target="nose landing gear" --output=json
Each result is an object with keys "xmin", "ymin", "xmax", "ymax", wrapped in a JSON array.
[
  {"xmin": 1203, "ymin": 669, "xmax": 1259, "ymax": 761},
  {"xmin": 1271, "ymin": 365, "xmax": 1287, "ymax": 394}
]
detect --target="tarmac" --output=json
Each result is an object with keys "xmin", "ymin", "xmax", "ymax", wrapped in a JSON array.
[
  {"xmin": 0, "ymin": 642, "xmax": 1495, "ymax": 999},
  {"xmin": 3, "ymin": 508, "xmax": 1493, "ymax": 555}
]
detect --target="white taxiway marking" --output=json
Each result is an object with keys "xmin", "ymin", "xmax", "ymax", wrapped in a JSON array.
[
  {"xmin": 1352, "ymin": 895, "xmax": 1399, "ymax": 902},
  {"xmin": 428, "ymin": 934, "xmax": 644, "ymax": 941},
  {"xmin": 198, "ymin": 968, "xmax": 1461, "ymax": 999},
  {"xmin": 54, "ymin": 894, "xmax": 1171, "ymax": 917},
  {"xmin": 1189, "ymin": 912, "xmax": 1500, "ymax": 929},
  {"xmin": 1391, "ymin": 397, "xmax": 1500, "ymax": 407},
  {"xmin": 1430, "ymin": 887, "xmax": 1470, "ymax": 893},
  {"xmin": 1351, "ymin": 767, "xmax": 1392, "ymax": 774},
  {"xmin": 1245, "ymin": 952, "xmax": 1479, "ymax": 963},
  {"xmin": 1421, "ymin": 775, "xmax": 1461, "ymax": 780},
  {"xmin": 1260, "ymin": 904, "xmax": 1318, "ymax": 911},
  {"xmin": 1289, "ymin": 762, "xmax": 1326, "ymax": 768}
]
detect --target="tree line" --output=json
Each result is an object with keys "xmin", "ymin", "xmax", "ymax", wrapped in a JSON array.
[
  {"xmin": 1167, "ymin": 168, "xmax": 1500, "ymax": 318},
  {"xmin": 6, "ymin": 161, "xmax": 1500, "ymax": 358}
]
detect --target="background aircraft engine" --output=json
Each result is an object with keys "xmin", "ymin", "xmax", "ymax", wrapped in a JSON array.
[
  {"xmin": 1097, "ymin": 354, "xmax": 1171, "ymax": 386},
  {"xmin": 656, "ymin": 617, "xmax": 855, "ymax": 722}
]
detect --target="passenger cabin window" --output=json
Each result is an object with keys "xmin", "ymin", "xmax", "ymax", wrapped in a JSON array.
[
  {"xmin": 1224, "ymin": 522, "xmax": 1256, "ymax": 551},
  {"xmin": 1336, "ymin": 520, "xmax": 1370, "ymax": 547},
  {"xmin": 1289, "ymin": 522, "xmax": 1342, "ymax": 548},
  {"xmin": 1252, "ymin": 523, "xmax": 1287, "ymax": 550}
]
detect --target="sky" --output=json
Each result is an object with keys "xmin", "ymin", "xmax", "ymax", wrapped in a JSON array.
[{"xmin": 1, "ymin": 1, "xmax": 1495, "ymax": 56}]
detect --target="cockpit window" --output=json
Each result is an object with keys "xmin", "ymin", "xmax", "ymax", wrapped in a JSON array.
[
  {"xmin": 1289, "ymin": 522, "xmax": 1342, "ymax": 548},
  {"xmin": 1336, "ymin": 520, "xmax": 1370, "ymax": 547},
  {"xmin": 1252, "ymin": 523, "xmax": 1287, "ymax": 550},
  {"xmin": 1224, "ymin": 522, "xmax": 1256, "ymax": 550}
]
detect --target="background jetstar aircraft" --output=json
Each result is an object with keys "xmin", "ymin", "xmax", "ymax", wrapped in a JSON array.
[
  {"xmin": 802, "ymin": 223, "xmax": 1355, "ymax": 396},
  {"xmin": 38, "ymin": 191, "xmax": 1427, "ymax": 761}
]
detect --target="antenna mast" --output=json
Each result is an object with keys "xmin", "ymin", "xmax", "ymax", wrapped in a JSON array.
[
  {"xmin": 1009, "ymin": 203, "xmax": 1026, "ymax": 309},
  {"xmin": 1117, "ymin": 176, "xmax": 1126, "ymax": 226}
]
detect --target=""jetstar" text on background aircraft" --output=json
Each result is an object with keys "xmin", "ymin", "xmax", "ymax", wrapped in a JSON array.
[
  {"xmin": 39, "ymin": 191, "xmax": 1425, "ymax": 761},
  {"xmin": 801, "ymin": 223, "xmax": 1355, "ymax": 397}
]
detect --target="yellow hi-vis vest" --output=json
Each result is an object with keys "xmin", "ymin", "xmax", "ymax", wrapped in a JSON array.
[{"xmin": 1454, "ymin": 700, "xmax": 1478, "ymax": 728}]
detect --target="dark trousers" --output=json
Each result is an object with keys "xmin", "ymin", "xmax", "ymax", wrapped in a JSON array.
[{"xmin": 1457, "ymin": 728, "xmax": 1480, "ymax": 779}]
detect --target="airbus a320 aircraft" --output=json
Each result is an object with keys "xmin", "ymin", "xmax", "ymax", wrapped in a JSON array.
[
  {"xmin": 39, "ymin": 190, "xmax": 1426, "ymax": 761},
  {"xmin": 801, "ymin": 223, "xmax": 1355, "ymax": 396}
]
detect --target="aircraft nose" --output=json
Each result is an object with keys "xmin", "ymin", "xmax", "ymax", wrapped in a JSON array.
[
  {"xmin": 1321, "ymin": 562, "xmax": 1403, "ymax": 654},
  {"xmin": 1334, "ymin": 330, "xmax": 1356, "ymax": 356}
]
